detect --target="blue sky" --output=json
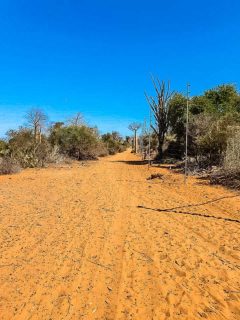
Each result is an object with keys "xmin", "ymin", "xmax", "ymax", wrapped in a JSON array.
[{"xmin": 0, "ymin": 0, "xmax": 239, "ymax": 137}]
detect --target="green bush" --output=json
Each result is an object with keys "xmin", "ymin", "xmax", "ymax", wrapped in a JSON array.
[
  {"xmin": 0, "ymin": 140, "xmax": 8, "ymax": 156},
  {"xmin": 7, "ymin": 128, "xmax": 51, "ymax": 168},
  {"xmin": 49, "ymin": 125, "xmax": 101, "ymax": 160},
  {"xmin": 190, "ymin": 113, "xmax": 240, "ymax": 166},
  {"xmin": 102, "ymin": 132, "xmax": 127, "ymax": 155}
]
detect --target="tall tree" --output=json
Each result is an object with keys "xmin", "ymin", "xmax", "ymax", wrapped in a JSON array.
[
  {"xmin": 204, "ymin": 84, "xmax": 240, "ymax": 115},
  {"xmin": 26, "ymin": 109, "xmax": 47, "ymax": 143},
  {"xmin": 145, "ymin": 77, "xmax": 174, "ymax": 160},
  {"xmin": 128, "ymin": 123, "xmax": 141, "ymax": 153}
]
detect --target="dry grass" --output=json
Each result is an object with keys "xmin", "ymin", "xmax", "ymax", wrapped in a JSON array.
[{"xmin": 0, "ymin": 157, "xmax": 21, "ymax": 175}]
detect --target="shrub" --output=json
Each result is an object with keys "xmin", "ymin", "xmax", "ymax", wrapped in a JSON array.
[
  {"xmin": 0, "ymin": 140, "xmax": 9, "ymax": 156},
  {"xmin": 46, "ymin": 145, "xmax": 64, "ymax": 163},
  {"xmin": 102, "ymin": 132, "xmax": 127, "ymax": 155},
  {"xmin": 209, "ymin": 127, "xmax": 240, "ymax": 189},
  {"xmin": 210, "ymin": 169, "xmax": 240, "ymax": 189},
  {"xmin": 188, "ymin": 112, "xmax": 240, "ymax": 167},
  {"xmin": 95, "ymin": 141, "xmax": 109, "ymax": 157},
  {"xmin": 7, "ymin": 128, "xmax": 51, "ymax": 168},
  {"xmin": 0, "ymin": 157, "xmax": 21, "ymax": 175},
  {"xmin": 50, "ymin": 125, "xmax": 101, "ymax": 160},
  {"xmin": 224, "ymin": 127, "xmax": 240, "ymax": 170}
]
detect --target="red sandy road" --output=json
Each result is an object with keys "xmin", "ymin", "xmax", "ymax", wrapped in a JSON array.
[{"xmin": 0, "ymin": 150, "xmax": 240, "ymax": 319}]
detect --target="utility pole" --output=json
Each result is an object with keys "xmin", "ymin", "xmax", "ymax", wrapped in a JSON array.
[
  {"xmin": 184, "ymin": 83, "xmax": 190, "ymax": 184},
  {"xmin": 142, "ymin": 119, "xmax": 146, "ymax": 159},
  {"xmin": 148, "ymin": 108, "xmax": 152, "ymax": 168}
]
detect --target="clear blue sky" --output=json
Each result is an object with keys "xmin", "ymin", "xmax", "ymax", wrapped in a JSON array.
[{"xmin": 0, "ymin": 0, "xmax": 239, "ymax": 137}]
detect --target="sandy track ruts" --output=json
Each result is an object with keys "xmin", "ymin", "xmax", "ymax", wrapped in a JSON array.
[{"xmin": 0, "ymin": 150, "xmax": 239, "ymax": 320}]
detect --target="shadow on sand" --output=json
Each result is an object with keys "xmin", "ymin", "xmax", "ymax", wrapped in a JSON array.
[
  {"xmin": 137, "ymin": 194, "xmax": 240, "ymax": 224},
  {"xmin": 111, "ymin": 160, "xmax": 148, "ymax": 166}
]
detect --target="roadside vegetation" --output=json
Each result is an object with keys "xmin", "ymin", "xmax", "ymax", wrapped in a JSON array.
[
  {"xmin": 142, "ymin": 80, "xmax": 240, "ymax": 189},
  {"xmin": 0, "ymin": 110, "xmax": 129, "ymax": 174},
  {"xmin": 1, "ymin": 81, "xmax": 240, "ymax": 189}
]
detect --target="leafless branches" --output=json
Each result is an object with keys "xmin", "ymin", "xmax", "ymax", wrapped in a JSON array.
[
  {"xmin": 25, "ymin": 108, "xmax": 48, "ymax": 143},
  {"xmin": 68, "ymin": 112, "xmax": 84, "ymax": 126},
  {"xmin": 128, "ymin": 122, "xmax": 141, "ymax": 132},
  {"xmin": 145, "ymin": 76, "xmax": 174, "ymax": 159}
]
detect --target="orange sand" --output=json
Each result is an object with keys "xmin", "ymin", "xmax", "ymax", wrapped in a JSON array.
[{"xmin": 0, "ymin": 150, "xmax": 239, "ymax": 319}]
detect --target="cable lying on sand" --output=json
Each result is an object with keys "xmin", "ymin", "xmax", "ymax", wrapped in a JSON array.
[{"xmin": 137, "ymin": 205, "xmax": 240, "ymax": 224}]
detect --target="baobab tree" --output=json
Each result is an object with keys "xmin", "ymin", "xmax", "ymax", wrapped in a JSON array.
[
  {"xmin": 26, "ymin": 108, "xmax": 48, "ymax": 143},
  {"xmin": 145, "ymin": 76, "xmax": 174, "ymax": 160},
  {"xmin": 128, "ymin": 122, "xmax": 141, "ymax": 153},
  {"xmin": 68, "ymin": 112, "xmax": 84, "ymax": 126}
]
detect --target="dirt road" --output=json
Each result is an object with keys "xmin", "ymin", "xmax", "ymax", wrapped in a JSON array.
[{"xmin": 0, "ymin": 150, "xmax": 240, "ymax": 320}]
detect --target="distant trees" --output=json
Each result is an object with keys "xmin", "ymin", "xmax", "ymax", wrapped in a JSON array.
[
  {"xmin": 26, "ymin": 108, "xmax": 48, "ymax": 143},
  {"xmin": 128, "ymin": 122, "xmax": 141, "ymax": 153},
  {"xmin": 0, "ymin": 110, "xmax": 130, "ymax": 175},
  {"xmin": 1, "ymin": 81, "xmax": 240, "ymax": 181},
  {"xmin": 102, "ymin": 132, "xmax": 128, "ymax": 155},
  {"xmin": 145, "ymin": 77, "xmax": 174, "ymax": 160},
  {"xmin": 68, "ymin": 112, "xmax": 84, "ymax": 126}
]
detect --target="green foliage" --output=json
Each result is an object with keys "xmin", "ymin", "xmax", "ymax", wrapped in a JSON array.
[
  {"xmin": 169, "ymin": 93, "xmax": 187, "ymax": 139},
  {"xmin": 0, "ymin": 139, "xmax": 8, "ymax": 156},
  {"xmin": 189, "ymin": 112, "xmax": 240, "ymax": 166},
  {"xmin": 204, "ymin": 84, "xmax": 240, "ymax": 115},
  {"xmin": 157, "ymin": 83, "xmax": 240, "ymax": 166},
  {"xmin": 50, "ymin": 125, "xmax": 101, "ymax": 160},
  {"xmin": 7, "ymin": 128, "xmax": 51, "ymax": 168},
  {"xmin": 165, "ymin": 93, "xmax": 187, "ymax": 158},
  {"xmin": 190, "ymin": 96, "xmax": 209, "ymax": 115},
  {"xmin": 102, "ymin": 132, "xmax": 127, "ymax": 155},
  {"xmin": 48, "ymin": 122, "xmax": 64, "ymax": 146}
]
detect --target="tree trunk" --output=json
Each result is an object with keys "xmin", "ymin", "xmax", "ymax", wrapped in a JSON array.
[
  {"xmin": 39, "ymin": 127, "xmax": 42, "ymax": 144},
  {"xmin": 134, "ymin": 130, "xmax": 137, "ymax": 153},
  {"xmin": 156, "ymin": 135, "xmax": 164, "ymax": 161},
  {"xmin": 34, "ymin": 125, "xmax": 37, "ymax": 143}
]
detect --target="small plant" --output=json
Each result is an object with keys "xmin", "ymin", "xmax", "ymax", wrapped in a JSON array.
[
  {"xmin": 210, "ymin": 127, "xmax": 240, "ymax": 189},
  {"xmin": 147, "ymin": 173, "xmax": 163, "ymax": 180},
  {"xmin": 0, "ymin": 157, "xmax": 21, "ymax": 175}
]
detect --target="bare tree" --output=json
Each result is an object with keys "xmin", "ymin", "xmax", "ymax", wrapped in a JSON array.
[
  {"xmin": 145, "ymin": 76, "xmax": 174, "ymax": 160},
  {"xmin": 26, "ymin": 108, "xmax": 48, "ymax": 143},
  {"xmin": 68, "ymin": 112, "xmax": 84, "ymax": 126},
  {"xmin": 128, "ymin": 122, "xmax": 141, "ymax": 153}
]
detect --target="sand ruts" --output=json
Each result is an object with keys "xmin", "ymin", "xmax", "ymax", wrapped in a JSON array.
[{"xmin": 0, "ymin": 150, "xmax": 239, "ymax": 319}]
